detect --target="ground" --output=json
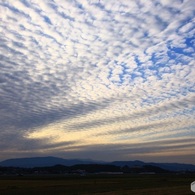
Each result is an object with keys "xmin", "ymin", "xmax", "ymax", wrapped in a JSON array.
[{"xmin": 0, "ymin": 174, "xmax": 194, "ymax": 194}]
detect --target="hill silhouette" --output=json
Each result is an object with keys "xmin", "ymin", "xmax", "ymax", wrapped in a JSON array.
[{"xmin": 0, "ymin": 156, "xmax": 195, "ymax": 172}]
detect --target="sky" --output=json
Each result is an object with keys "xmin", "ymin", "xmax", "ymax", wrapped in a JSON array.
[{"xmin": 0, "ymin": 0, "xmax": 195, "ymax": 164}]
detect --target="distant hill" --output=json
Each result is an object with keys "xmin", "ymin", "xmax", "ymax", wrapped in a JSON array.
[
  {"xmin": 111, "ymin": 160, "xmax": 145, "ymax": 167},
  {"xmin": 110, "ymin": 161, "xmax": 195, "ymax": 172},
  {"xmin": 149, "ymin": 162, "xmax": 195, "ymax": 172},
  {"xmin": 0, "ymin": 156, "xmax": 98, "ymax": 168},
  {"xmin": 0, "ymin": 156, "xmax": 195, "ymax": 172}
]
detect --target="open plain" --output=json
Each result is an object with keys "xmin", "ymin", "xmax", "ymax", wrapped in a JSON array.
[{"xmin": 0, "ymin": 174, "xmax": 194, "ymax": 195}]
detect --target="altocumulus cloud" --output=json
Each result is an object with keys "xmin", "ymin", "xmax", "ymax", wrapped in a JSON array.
[{"xmin": 0, "ymin": 0, "xmax": 195, "ymax": 163}]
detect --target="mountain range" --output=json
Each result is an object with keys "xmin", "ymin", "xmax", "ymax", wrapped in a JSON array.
[{"xmin": 0, "ymin": 156, "xmax": 195, "ymax": 172}]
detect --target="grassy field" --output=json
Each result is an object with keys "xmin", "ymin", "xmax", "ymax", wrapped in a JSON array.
[{"xmin": 0, "ymin": 174, "xmax": 194, "ymax": 195}]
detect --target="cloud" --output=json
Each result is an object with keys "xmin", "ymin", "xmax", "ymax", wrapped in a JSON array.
[
  {"xmin": 0, "ymin": 0, "xmax": 194, "ymax": 162},
  {"xmin": 45, "ymin": 137, "xmax": 195, "ymax": 163}
]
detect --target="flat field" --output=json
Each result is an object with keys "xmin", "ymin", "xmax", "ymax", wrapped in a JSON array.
[{"xmin": 0, "ymin": 174, "xmax": 194, "ymax": 195}]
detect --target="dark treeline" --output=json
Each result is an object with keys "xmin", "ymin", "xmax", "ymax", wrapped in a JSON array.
[{"xmin": 0, "ymin": 164, "xmax": 177, "ymax": 175}]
